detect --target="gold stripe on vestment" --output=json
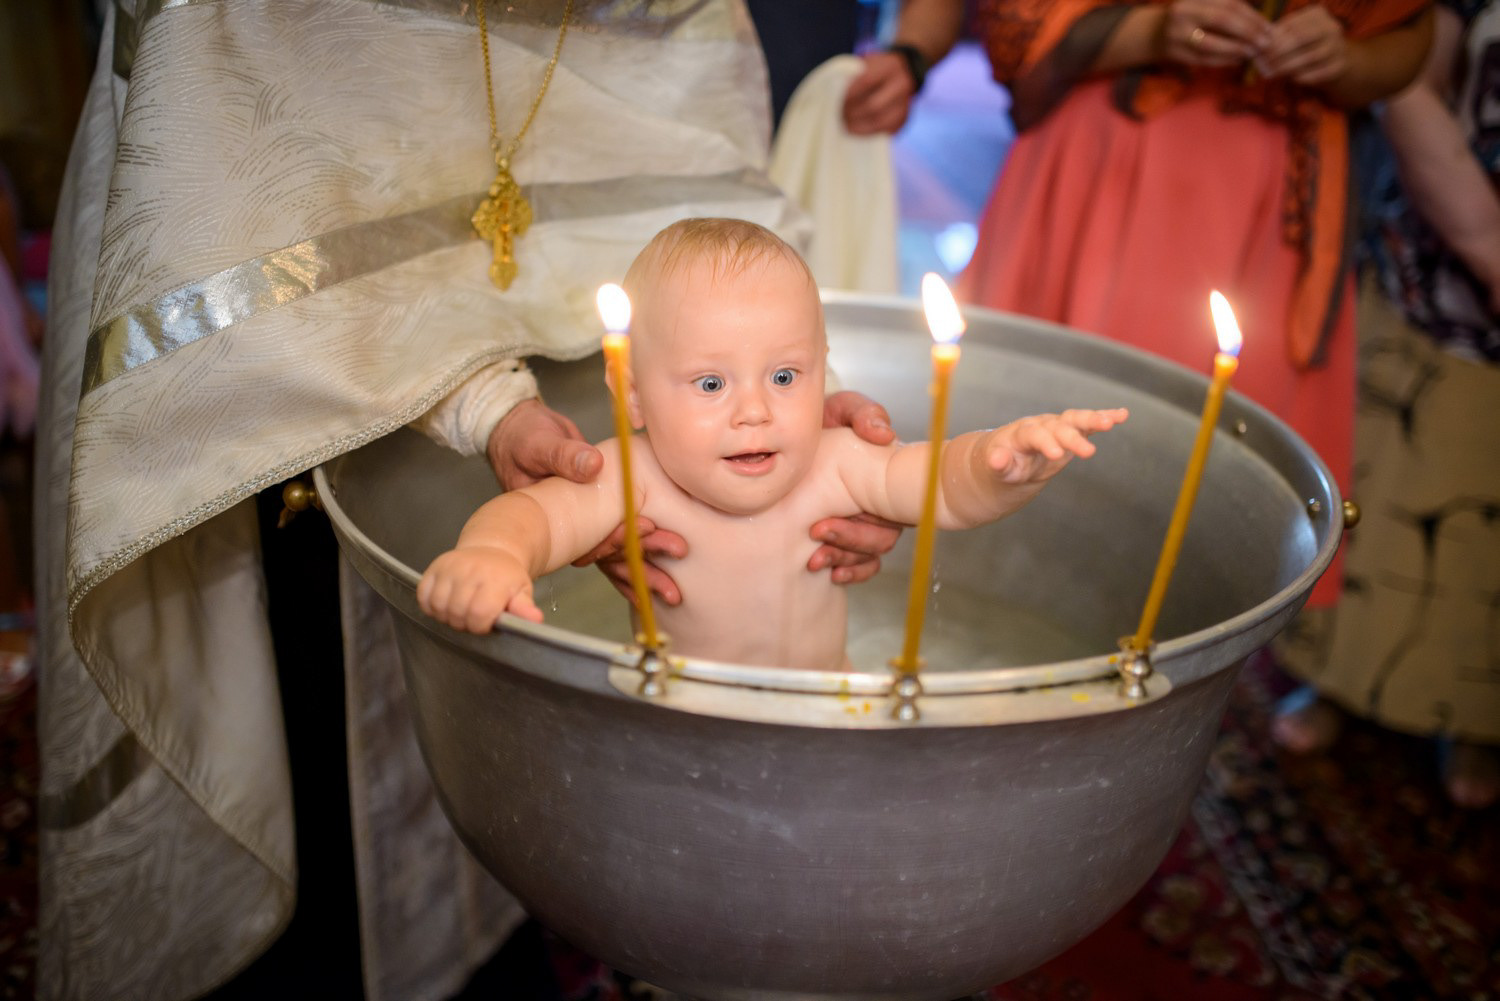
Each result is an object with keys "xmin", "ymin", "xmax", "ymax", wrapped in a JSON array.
[
  {"xmin": 81, "ymin": 194, "xmax": 479, "ymax": 396},
  {"xmin": 82, "ymin": 170, "xmax": 780, "ymax": 394}
]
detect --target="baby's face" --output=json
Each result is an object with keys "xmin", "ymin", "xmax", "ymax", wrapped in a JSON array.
[{"xmin": 629, "ymin": 252, "xmax": 826, "ymax": 516}]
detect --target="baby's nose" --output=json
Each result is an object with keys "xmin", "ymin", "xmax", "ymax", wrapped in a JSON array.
[{"xmin": 732, "ymin": 388, "xmax": 771, "ymax": 425}]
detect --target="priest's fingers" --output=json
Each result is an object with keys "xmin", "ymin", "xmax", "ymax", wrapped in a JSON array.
[
  {"xmin": 824, "ymin": 389, "xmax": 896, "ymax": 445},
  {"xmin": 572, "ymin": 517, "xmax": 685, "ymax": 567},
  {"xmin": 595, "ymin": 556, "xmax": 684, "ymax": 608},
  {"xmin": 809, "ymin": 512, "xmax": 904, "ymax": 566},
  {"xmin": 488, "ymin": 398, "xmax": 602, "ymax": 489},
  {"xmin": 581, "ymin": 518, "xmax": 686, "ymax": 606},
  {"xmin": 808, "ymin": 519, "xmax": 899, "ymax": 585},
  {"xmin": 832, "ymin": 554, "xmax": 883, "ymax": 586}
]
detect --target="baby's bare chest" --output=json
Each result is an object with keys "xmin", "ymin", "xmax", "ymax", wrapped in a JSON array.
[{"xmin": 639, "ymin": 480, "xmax": 853, "ymax": 669}]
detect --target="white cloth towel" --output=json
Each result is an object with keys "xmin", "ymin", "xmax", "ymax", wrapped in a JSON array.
[{"xmin": 770, "ymin": 55, "xmax": 900, "ymax": 294}]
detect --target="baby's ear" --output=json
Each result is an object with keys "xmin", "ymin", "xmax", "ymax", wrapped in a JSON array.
[
  {"xmin": 603, "ymin": 366, "xmax": 645, "ymax": 430},
  {"xmin": 626, "ymin": 383, "xmax": 644, "ymax": 429}
]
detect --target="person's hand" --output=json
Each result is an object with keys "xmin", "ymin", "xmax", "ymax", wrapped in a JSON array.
[
  {"xmin": 983, "ymin": 408, "xmax": 1129, "ymax": 484},
  {"xmin": 486, "ymin": 397, "xmax": 603, "ymax": 490},
  {"xmin": 810, "ymin": 391, "xmax": 904, "ymax": 583},
  {"xmin": 574, "ymin": 516, "xmax": 690, "ymax": 607},
  {"xmin": 1159, "ymin": 0, "xmax": 1272, "ymax": 67},
  {"xmin": 417, "ymin": 547, "xmax": 541, "ymax": 632},
  {"xmin": 842, "ymin": 50, "xmax": 919, "ymax": 135},
  {"xmin": 1255, "ymin": 4, "xmax": 1348, "ymax": 85},
  {"xmin": 824, "ymin": 388, "xmax": 898, "ymax": 445}
]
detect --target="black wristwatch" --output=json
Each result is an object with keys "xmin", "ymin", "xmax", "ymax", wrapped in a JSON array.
[{"xmin": 887, "ymin": 43, "xmax": 929, "ymax": 92}]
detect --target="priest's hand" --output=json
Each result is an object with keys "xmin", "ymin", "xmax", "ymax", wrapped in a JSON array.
[
  {"xmin": 487, "ymin": 398, "xmax": 602, "ymax": 489},
  {"xmin": 574, "ymin": 517, "xmax": 689, "ymax": 608}
]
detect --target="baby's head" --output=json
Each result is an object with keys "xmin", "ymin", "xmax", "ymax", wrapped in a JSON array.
[{"xmin": 615, "ymin": 218, "xmax": 827, "ymax": 516}]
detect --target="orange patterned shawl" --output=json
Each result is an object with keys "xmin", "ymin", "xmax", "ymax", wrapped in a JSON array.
[{"xmin": 973, "ymin": 0, "xmax": 1431, "ymax": 369}]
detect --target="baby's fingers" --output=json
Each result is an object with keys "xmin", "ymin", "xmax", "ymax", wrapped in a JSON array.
[
  {"xmin": 415, "ymin": 570, "xmax": 445, "ymax": 618},
  {"xmin": 1065, "ymin": 406, "xmax": 1129, "ymax": 430},
  {"xmin": 448, "ymin": 576, "xmax": 495, "ymax": 632},
  {"xmin": 419, "ymin": 567, "xmax": 483, "ymax": 630},
  {"xmin": 1053, "ymin": 421, "xmax": 1098, "ymax": 459},
  {"xmin": 504, "ymin": 585, "xmax": 544, "ymax": 625}
]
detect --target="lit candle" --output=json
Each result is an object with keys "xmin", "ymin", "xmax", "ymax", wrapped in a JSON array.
[
  {"xmin": 1129, "ymin": 291, "xmax": 1243, "ymax": 652},
  {"xmin": 596, "ymin": 283, "xmax": 661, "ymax": 650},
  {"xmin": 893, "ymin": 273, "xmax": 967, "ymax": 676}
]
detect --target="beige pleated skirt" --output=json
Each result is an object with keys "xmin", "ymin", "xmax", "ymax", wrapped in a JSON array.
[{"xmin": 1275, "ymin": 279, "xmax": 1500, "ymax": 743}]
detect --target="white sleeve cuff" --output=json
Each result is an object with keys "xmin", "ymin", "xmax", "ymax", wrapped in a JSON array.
[
  {"xmin": 824, "ymin": 364, "xmax": 844, "ymax": 394},
  {"xmin": 410, "ymin": 360, "xmax": 540, "ymax": 457}
]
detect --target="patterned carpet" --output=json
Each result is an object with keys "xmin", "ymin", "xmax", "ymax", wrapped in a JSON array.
[{"xmin": 2, "ymin": 654, "xmax": 1496, "ymax": 1001}]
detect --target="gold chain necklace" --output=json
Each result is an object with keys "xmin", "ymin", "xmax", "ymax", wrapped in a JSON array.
[{"xmin": 471, "ymin": 0, "xmax": 574, "ymax": 290}]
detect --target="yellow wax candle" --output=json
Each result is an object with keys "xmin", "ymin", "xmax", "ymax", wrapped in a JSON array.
[
  {"xmin": 596, "ymin": 284, "xmax": 661, "ymax": 650},
  {"xmin": 894, "ymin": 273, "xmax": 966, "ymax": 676},
  {"xmin": 1130, "ymin": 291, "xmax": 1243, "ymax": 652}
]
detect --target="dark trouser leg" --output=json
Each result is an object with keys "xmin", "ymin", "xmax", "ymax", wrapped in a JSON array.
[
  {"xmin": 202, "ymin": 487, "xmax": 363, "ymax": 998},
  {"xmin": 207, "ymin": 482, "xmax": 560, "ymax": 1000}
]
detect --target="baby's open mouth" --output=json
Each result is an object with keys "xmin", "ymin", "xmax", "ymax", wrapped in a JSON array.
[{"xmin": 726, "ymin": 451, "xmax": 775, "ymax": 464}]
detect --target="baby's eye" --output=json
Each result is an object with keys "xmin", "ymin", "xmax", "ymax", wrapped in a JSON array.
[
  {"xmin": 694, "ymin": 374, "xmax": 725, "ymax": 393},
  {"xmin": 771, "ymin": 368, "xmax": 797, "ymax": 387}
]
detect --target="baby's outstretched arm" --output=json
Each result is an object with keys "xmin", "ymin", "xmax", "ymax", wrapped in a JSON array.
[
  {"xmin": 418, "ymin": 441, "xmax": 631, "ymax": 633},
  {"xmin": 942, "ymin": 408, "xmax": 1128, "ymax": 526},
  {"xmin": 847, "ymin": 408, "xmax": 1128, "ymax": 529},
  {"xmin": 418, "ymin": 492, "xmax": 552, "ymax": 632}
]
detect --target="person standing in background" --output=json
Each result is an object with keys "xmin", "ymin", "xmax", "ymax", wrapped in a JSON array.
[
  {"xmin": 958, "ymin": 0, "xmax": 1434, "ymax": 610},
  {"xmin": 748, "ymin": 0, "xmax": 964, "ymax": 135},
  {"xmin": 1272, "ymin": 0, "xmax": 1500, "ymax": 809}
]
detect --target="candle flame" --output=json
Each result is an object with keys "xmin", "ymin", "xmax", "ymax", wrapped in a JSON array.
[
  {"xmin": 921, "ymin": 272, "xmax": 965, "ymax": 345},
  {"xmin": 596, "ymin": 283, "xmax": 631, "ymax": 334},
  {"xmin": 1209, "ymin": 290, "xmax": 1242, "ymax": 357}
]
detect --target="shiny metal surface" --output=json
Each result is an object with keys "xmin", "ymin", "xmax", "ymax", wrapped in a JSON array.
[{"xmin": 316, "ymin": 296, "xmax": 1340, "ymax": 1000}]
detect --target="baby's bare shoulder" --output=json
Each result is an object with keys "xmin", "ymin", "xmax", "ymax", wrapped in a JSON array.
[
  {"xmin": 817, "ymin": 425, "xmax": 889, "ymax": 461},
  {"xmin": 804, "ymin": 427, "xmax": 893, "ymax": 514},
  {"xmin": 594, "ymin": 435, "xmax": 664, "ymax": 483}
]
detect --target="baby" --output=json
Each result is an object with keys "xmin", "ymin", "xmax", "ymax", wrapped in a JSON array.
[{"xmin": 418, "ymin": 218, "xmax": 1127, "ymax": 671}]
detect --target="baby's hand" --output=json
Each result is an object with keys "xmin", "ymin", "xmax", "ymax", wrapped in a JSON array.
[
  {"xmin": 416, "ymin": 547, "xmax": 543, "ymax": 634},
  {"xmin": 983, "ymin": 408, "xmax": 1129, "ymax": 484}
]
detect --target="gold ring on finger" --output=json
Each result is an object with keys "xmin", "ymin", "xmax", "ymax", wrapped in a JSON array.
[{"xmin": 1190, "ymin": 26, "xmax": 1207, "ymax": 47}]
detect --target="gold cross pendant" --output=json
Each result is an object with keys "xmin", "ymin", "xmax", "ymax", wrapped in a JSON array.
[{"xmin": 471, "ymin": 154, "xmax": 533, "ymax": 290}]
